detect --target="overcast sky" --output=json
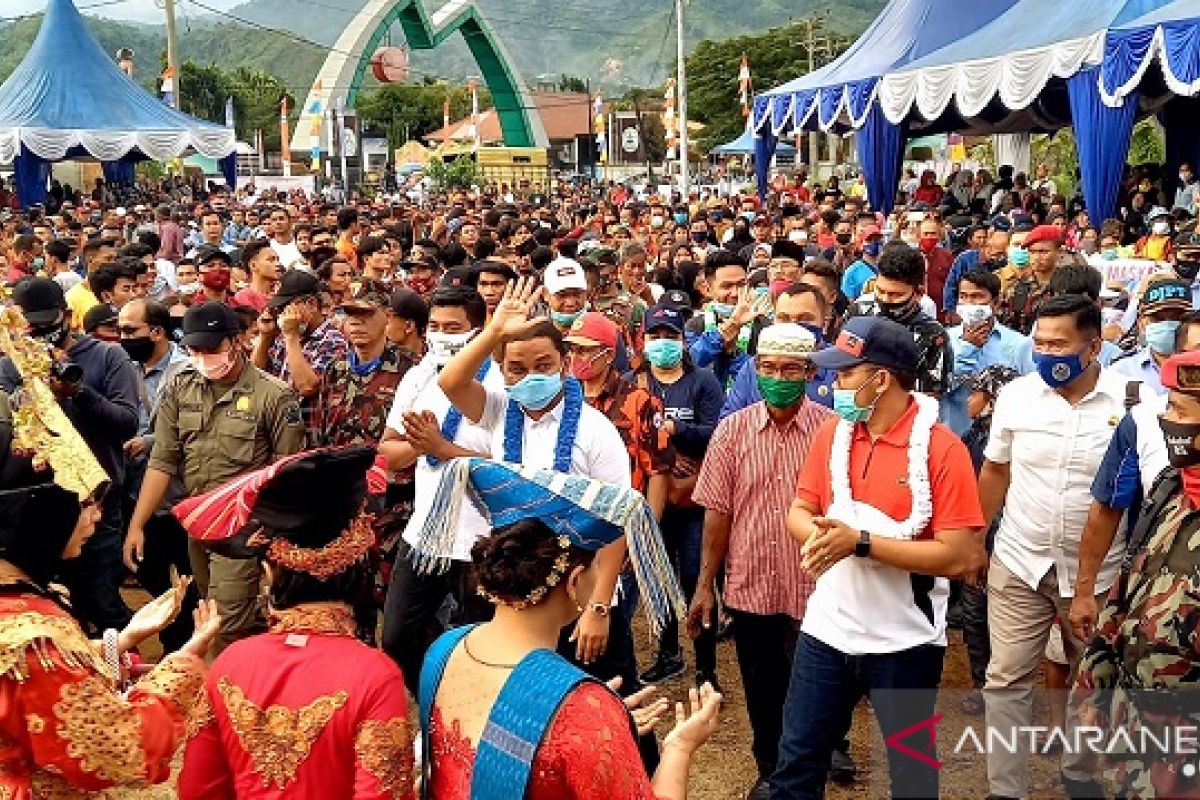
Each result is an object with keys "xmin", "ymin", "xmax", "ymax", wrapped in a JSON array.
[{"xmin": 7, "ymin": 0, "xmax": 245, "ymax": 25}]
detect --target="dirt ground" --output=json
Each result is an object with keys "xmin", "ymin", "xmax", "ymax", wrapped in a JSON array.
[{"xmin": 119, "ymin": 590, "xmax": 1065, "ymax": 800}]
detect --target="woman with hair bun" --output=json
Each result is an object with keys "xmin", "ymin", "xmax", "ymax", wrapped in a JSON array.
[{"xmin": 413, "ymin": 457, "xmax": 722, "ymax": 800}]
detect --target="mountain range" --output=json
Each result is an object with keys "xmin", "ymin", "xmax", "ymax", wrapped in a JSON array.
[{"xmin": 0, "ymin": 0, "xmax": 885, "ymax": 97}]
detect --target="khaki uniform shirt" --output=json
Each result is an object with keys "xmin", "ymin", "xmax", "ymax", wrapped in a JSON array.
[{"xmin": 148, "ymin": 363, "xmax": 305, "ymax": 495}]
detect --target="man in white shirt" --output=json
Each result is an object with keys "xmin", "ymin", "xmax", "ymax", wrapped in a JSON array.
[
  {"xmin": 438, "ymin": 277, "xmax": 636, "ymax": 686},
  {"xmin": 267, "ymin": 206, "xmax": 306, "ymax": 271},
  {"xmin": 977, "ymin": 294, "xmax": 1137, "ymax": 800},
  {"xmin": 377, "ymin": 286, "xmax": 500, "ymax": 693}
]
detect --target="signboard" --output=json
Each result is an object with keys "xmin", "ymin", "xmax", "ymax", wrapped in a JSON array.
[
  {"xmin": 612, "ymin": 113, "xmax": 644, "ymax": 164},
  {"xmin": 1087, "ymin": 256, "xmax": 1168, "ymax": 289}
]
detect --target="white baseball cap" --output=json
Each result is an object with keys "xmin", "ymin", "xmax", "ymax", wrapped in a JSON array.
[{"xmin": 542, "ymin": 257, "xmax": 588, "ymax": 295}]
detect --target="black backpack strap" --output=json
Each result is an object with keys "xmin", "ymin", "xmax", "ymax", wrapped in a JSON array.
[
  {"xmin": 1124, "ymin": 381, "xmax": 1143, "ymax": 411},
  {"xmin": 1125, "ymin": 466, "xmax": 1181, "ymax": 570}
]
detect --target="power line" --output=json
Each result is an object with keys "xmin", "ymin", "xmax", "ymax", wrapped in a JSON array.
[{"xmin": 0, "ymin": 0, "xmax": 135, "ymax": 24}]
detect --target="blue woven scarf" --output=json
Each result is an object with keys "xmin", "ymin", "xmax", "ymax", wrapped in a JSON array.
[
  {"xmin": 427, "ymin": 359, "xmax": 492, "ymax": 468},
  {"xmin": 502, "ymin": 376, "xmax": 582, "ymax": 473}
]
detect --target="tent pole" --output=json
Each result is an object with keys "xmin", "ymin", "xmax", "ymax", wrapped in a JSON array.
[{"xmin": 164, "ymin": 0, "xmax": 181, "ymax": 110}]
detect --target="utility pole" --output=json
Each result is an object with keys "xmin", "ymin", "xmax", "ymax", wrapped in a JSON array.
[
  {"xmin": 164, "ymin": 0, "xmax": 181, "ymax": 110},
  {"xmin": 675, "ymin": 0, "xmax": 689, "ymax": 196},
  {"xmin": 802, "ymin": 14, "xmax": 821, "ymax": 172}
]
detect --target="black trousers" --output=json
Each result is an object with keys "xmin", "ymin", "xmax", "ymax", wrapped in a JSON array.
[
  {"xmin": 62, "ymin": 489, "xmax": 131, "ymax": 633},
  {"xmin": 135, "ymin": 511, "xmax": 198, "ymax": 652},
  {"xmin": 382, "ymin": 542, "xmax": 492, "ymax": 696},
  {"xmin": 730, "ymin": 608, "xmax": 802, "ymax": 781}
]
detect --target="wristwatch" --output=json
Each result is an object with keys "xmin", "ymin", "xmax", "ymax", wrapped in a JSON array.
[
  {"xmin": 586, "ymin": 601, "xmax": 611, "ymax": 618},
  {"xmin": 854, "ymin": 529, "xmax": 872, "ymax": 558}
]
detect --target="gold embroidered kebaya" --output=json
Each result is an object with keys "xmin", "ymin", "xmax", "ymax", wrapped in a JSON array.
[
  {"xmin": 186, "ymin": 691, "xmax": 213, "ymax": 739},
  {"xmin": 52, "ymin": 675, "xmax": 144, "ymax": 783},
  {"xmin": 136, "ymin": 655, "xmax": 205, "ymax": 713},
  {"xmin": 218, "ymin": 678, "xmax": 348, "ymax": 788},
  {"xmin": 268, "ymin": 604, "xmax": 357, "ymax": 637},
  {"xmin": 0, "ymin": 612, "xmax": 113, "ymax": 682},
  {"xmin": 353, "ymin": 717, "xmax": 414, "ymax": 799},
  {"xmin": 252, "ymin": 515, "xmax": 375, "ymax": 580}
]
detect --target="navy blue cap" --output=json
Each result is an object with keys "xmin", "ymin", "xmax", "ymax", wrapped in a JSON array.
[
  {"xmin": 644, "ymin": 304, "xmax": 685, "ymax": 334},
  {"xmin": 809, "ymin": 316, "xmax": 921, "ymax": 373}
]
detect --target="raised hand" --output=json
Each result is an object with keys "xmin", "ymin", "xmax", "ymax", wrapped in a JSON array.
[
  {"xmin": 488, "ymin": 275, "xmax": 542, "ymax": 338},
  {"xmin": 662, "ymin": 683, "xmax": 722, "ymax": 754},
  {"xmin": 121, "ymin": 569, "xmax": 190, "ymax": 649}
]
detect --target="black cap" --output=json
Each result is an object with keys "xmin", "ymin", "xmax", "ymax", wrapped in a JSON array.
[
  {"xmin": 472, "ymin": 259, "xmax": 517, "ymax": 283},
  {"xmin": 659, "ymin": 289, "xmax": 692, "ymax": 312},
  {"xmin": 440, "ymin": 266, "xmax": 473, "ymax": 288},
  {"xmin": 403, "ymin": 254, "xmax": 441, "ymax": 272},
  {"xmin": 810, "ymin": 316, "xmax": 921, "ymax": 373},
  {"xmin": 644, "ymin": 304, "xmax": 686, "ymax": 334},
  {"xmin": 181, "ymin": 301, "xmax": 242, "ymax": 350},
  {"xmin": 81, "ymin": 303, "xmax": 119, "ymax": 333},
  {"xmin": 195, "ymin": 245, "xmax": 233, "ymax": 267},
  {"xmin": 267, "ymin": 269, "xmax": 322, "ymax": 309},
  {"xmin": 12, "ymin": 277, "xmax": 67, "ymax": 325},
  {"xmin": 389, "ymin": 287, "xmax": 430, "ymax": 328}
]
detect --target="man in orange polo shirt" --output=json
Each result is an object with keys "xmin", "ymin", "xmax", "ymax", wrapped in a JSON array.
[{"xmin": 772, "ymin": 315, "xmax": 986, "ymax": 800}]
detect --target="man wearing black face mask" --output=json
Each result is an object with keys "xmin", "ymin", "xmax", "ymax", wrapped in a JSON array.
[
  {"xmin": 0, "ymin": 277, "xmax": 141, "ymax": 634},
  {"xmin": 1073, "ymin": 349, "xmax": 1200, "ymax": 799},
  {"xmin": 116, "ymin": 297, "xmax": 196, "ymax": 650},
  {"xmin": 849, "ymin": 242, "xmax": 952, "ymax": 396}
]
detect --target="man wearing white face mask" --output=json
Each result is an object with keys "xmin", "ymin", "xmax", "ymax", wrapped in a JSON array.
[
  {"xmin": 943, "ymin": 269, "xmax": 1030, "ymax": 436},
  {"xmin": 128, "ymin": 301, "xmax": 305, "ymax": 655},
  {"xmin": 378, "ymin": 285, "xmax": 501, "ymax": 692}
]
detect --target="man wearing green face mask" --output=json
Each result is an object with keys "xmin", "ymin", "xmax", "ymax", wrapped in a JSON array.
[{"xmin": 689, "ymin": 322, "xmax": 833, "ymax": 799}]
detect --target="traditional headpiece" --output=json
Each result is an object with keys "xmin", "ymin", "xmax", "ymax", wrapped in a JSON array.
[
  {"xmin": 0, "ymin": 303, "xmax": 109, "ymax": 501},
  {"xmin": 173, "ymin": 447, "xmax": 388, "ymax": 579},
  {"xmin": 412, "ymin": 458, "xmax": 686, "ymax": 634}
]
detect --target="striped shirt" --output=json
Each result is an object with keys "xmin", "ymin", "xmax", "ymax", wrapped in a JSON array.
[{"xmin": 692, "ymin": 400, "xmax": 832, "ymax": 620}]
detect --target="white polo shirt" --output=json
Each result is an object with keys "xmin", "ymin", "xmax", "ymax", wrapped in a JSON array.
[
  {"xmin": 473, "ymin": 384, "xmax": 631, "ymax": 486},
  {"xmin": 387, "ymin": 356, "xmax": 505, "ymax": 561},
  {"xmin": 985, "ymin": 369, "xmax": 1149, "ymax": 596}
]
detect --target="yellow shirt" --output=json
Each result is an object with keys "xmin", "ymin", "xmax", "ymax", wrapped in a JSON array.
[{"xmin": 64, "ymin": 282, "xmax": 98, "ymax": 330}]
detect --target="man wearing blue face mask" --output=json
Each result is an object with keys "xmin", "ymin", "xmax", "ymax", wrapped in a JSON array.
[
  {"xmin": 839, "ymin": 227, "xmax": 883, "ymax": 302},
  {"xmin": 437, "ymin": 276, "xmax": 639, "ymax": 692},
  {"xmin": 977, "ymin": 294, "xmax": 1149, "ymax": 800},
  {"xmin": 1110, "ymin": 276, "xmax": 1193, "ymax": 396}
]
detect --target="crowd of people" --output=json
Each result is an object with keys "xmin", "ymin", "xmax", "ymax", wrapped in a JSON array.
[{"xmin": 0, "ymin": 157, "xmax": 1199, "ymax": 800}]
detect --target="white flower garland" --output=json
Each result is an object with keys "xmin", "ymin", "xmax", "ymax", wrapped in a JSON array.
[{"xmin": 829, "ymin": 392, "xmax": 938, "ymax": 540}]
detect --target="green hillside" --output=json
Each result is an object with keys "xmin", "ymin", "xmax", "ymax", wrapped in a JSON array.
[{"xmin": 0, "ymin": 0, "xmax": 884, "ymax": 94}]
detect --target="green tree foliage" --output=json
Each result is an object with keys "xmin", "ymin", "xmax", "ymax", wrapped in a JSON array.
[
  {"xmin": 559, "ymin": 75, "xmax": 588, "ymax": 93},
  {"xmin": 357, "ymin": 80, "xmax": 492, "ymax": 151},
  {"xmin": 1128, "ymin": 118, "xmax": 1166, "ymax": 166},
  {"xmin": 685, "ymin": 20, "xmax": 851, "ymax": 153},
  {"xmin": 426, "ymin": 155, "xmax": 480, "ymax": 191},
  {"xmin": 175, "ymin": 61, "xmax": 293, "ymax": 151}
]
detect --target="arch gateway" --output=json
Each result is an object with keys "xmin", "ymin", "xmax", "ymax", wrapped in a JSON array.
[{"xmin": 289, "ymin": 0, "xmax": 548, "ymax": 155}]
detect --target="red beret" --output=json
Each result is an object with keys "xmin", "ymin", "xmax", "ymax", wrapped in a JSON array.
[{"xmin": 1023, "ymin": 225, "xmax": 1064, "ymax": 247}]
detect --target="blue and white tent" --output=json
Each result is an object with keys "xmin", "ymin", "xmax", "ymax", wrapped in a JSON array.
[
  {"xmin": 750, "ymin": 0, "xmax": 1018, "ymax": 212},
  {"xmin": 0, "ymin": 0, "xmax": 237, "ymax": 206},
  {"xmin": 711, "ymin": 126, "xmax": 796, "ymax": 156}
]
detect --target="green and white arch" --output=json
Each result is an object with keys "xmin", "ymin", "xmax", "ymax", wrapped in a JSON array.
[{"xmin": 290, "ymin": 0, "xmax": 548, "ymax": 154}]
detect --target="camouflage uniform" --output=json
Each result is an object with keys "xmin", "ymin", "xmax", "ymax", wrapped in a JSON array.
[
  {"xmin": 1074, "ymin": 474, "xmax": 1200, "ymax": 798},
  {"xmin": 998, "ymin": 273, "xmax": 1053, "ymax": 335},
  {"xmin": 311, "ymin": 343, "xmax": 417, "ymax": 614},
  {"xmin": 846, "ymin": 299, "xmax": 952, "ymax": 395}
]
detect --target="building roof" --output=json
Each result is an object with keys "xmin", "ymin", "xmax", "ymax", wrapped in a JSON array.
[{"xmin": 423, "ymin": 92, "xmax": 591, "ymax": 146}]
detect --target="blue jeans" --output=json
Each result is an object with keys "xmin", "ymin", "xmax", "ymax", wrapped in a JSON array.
[
  {"xmin": 657, "ymin": 505, "xmax": 717, "ymax": 673},
  {"xmin": 771, "ymin": 633, "xmax": 945, "ymax": 800}
]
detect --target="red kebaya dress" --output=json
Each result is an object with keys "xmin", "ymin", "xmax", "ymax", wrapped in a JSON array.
[
  {"xmin": 427, "ymin": 681, "xmax": 660, "ymax": 799},
  {"xmin": 179, "ymin": 605, "xmax": 414, "ymax": 799}
]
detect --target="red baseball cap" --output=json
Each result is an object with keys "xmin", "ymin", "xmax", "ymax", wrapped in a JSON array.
[
  {"xmin": 1023, "ymin": 224, "xmax": 1064, "ymax": 247},
  {"xmin": 564, "ymin": 312, "xmax": 619, "ymax": 349}
]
